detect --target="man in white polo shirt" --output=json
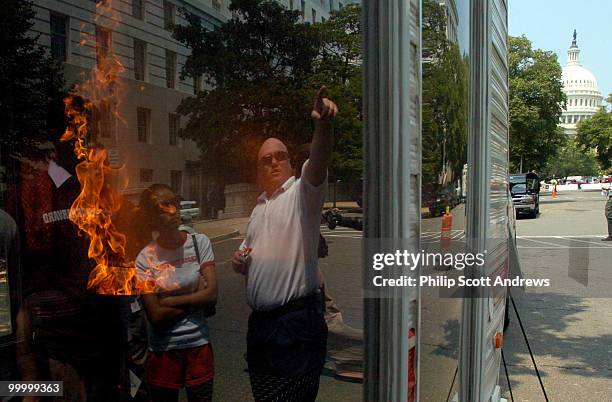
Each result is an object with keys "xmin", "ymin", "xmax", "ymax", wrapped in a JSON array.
[{"xmin": 233, "ymin": 86, "xmax": 337, "ymax": 401}]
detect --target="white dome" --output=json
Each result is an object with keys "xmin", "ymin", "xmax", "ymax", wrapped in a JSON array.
[
  {"xmin": 562, "ymin": 64, "xmax": 600, "ymax": 92},
  {"xmin": 558, "ymin": 31, "xmax": 603, "ymax": 136}
]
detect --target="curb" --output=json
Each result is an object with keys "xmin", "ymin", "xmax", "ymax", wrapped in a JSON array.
[{"xmin": 209, "ymin": 229, "xmax": 240, "ymax": 243}]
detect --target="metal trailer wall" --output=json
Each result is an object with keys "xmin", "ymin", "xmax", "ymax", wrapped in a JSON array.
[
  {"xmin": 364, "ymin": 0, "xmax": 510, "ymax": 400},
  {"xmin": 461, "ymin": 0, "xmax": 510, "ymax": 401},
  {"xmin": 363, "ymin": 0, "xmax": 421, "ymax": 401}
]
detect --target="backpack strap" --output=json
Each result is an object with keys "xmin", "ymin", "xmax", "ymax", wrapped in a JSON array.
[{"xmin": 192, "ymin": 234, "xmax": 201, "ymax": 265}]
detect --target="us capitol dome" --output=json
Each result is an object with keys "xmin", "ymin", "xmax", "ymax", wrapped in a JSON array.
[{"xmin": 559, "ymin": 30, "xmax": 603, "ymax": 135}]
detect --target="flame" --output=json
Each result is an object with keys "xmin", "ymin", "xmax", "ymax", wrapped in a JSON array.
[{"xmin": 61, "ymin": 0, "xmax": 153, "ymax": 295}]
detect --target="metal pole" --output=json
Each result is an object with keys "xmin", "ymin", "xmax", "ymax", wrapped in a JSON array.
[
  {"xmin": 363, "ymin": 0, "xmax": 421, "ymax": 400},
  {"xmin": 333, "ymin": 180, "xmax": 338, "ymax": 208}
]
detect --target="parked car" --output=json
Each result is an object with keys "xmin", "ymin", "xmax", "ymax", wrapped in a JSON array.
[
  {"xmin": 180, "ymin": 200, "xmax": 200, "ymax": 222},
  {"xmin": 424, "ymin": 184, "xmax": 460, "ymax": 217},
  {"xmin": 509, "ymin": 173, "xmax": 540, "ymax": 218}
]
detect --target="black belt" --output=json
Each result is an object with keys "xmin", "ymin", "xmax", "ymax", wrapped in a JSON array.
[{"xmin": 252, "ymin": 290, "xmax": 324, "ymax": 320}]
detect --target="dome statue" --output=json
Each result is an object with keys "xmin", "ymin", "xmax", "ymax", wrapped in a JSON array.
[{"xmin": 559, "ymin": 30, "xmax": 603, "ymax": 135}]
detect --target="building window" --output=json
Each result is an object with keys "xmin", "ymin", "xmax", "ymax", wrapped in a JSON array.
[
  {"xmin": 289, "ymin": 0, "xmax": 294, "ymax": 9},
  {"xmin": 140, "ymin": 168, "xmax": 153, "ymax": 183},
  {"xmin": 169, "ymin": 113, "xmax": 179, "ymax": 145},
  {"xmin": 95, "ymin": 26, "xmax": 111, "ymax": 66},
  {"xmin": 132, "ymin": 0, "xmax": 144, "ymax": 19},
  {"xmin": 93, "ymin": 100, "xmax": 115, "ymax": 139},
  {"xmin": 137, "ymin": 107, "xmax": 151, "ymax": 143},
  {"xmin": 321, "ymin": 0, "xmax": 325, "ymax": 6},
  {"xmin": 301, "ymin": 1, "xmax": 305, "ymax": 19},
  {"xmin": 50, "ymin": 13, "xmax": 68, "ymax": 62},
  {"xmin": 212, "ymin": 0, "xmax": 221, "ymax": 11},
  {"xmin": 339, "ymin": 2, "xmax": 343, "ymax": 8},
  {"xmin": 312, "ymin": 8, "xmax": 316, "ymax": 23},
  {"xmin": 322, "ymin": 17, "xmax": 325, "ymax": 23},
  {"xmin": 163, "ymin": 1, "xmax": 175, "ymax": 31},
  {"xmin": 133, "ymin": 39, "xmax": 146, "ymax": 81},
  {"xmin": 329, "ymin": 0, "xmax": 334, "ymax": 12},
  {"xmin": 170, "ymin": 170, "xmax": 182, "ymax": 194},
  {"xmin": 165, "ymin": 49, "xmax": 176, "ymax": 89}
]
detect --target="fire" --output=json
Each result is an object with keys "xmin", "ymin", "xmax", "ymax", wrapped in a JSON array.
[{"xmin": 61, "ymin": 0, "xmax": 154, "ymax": 295}]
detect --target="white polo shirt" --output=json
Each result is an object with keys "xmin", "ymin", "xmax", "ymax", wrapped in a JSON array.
[{"xmin": 243, "ymin": 162, "xmax": 326, "ymax": 311}]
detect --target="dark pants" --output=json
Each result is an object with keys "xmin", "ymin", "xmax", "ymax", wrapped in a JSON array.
[{"xmin": 247, "ymin": 299, "xmax": 327, "ymax": 402}]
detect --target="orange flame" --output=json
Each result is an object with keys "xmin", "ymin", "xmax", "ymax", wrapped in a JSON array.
[{"xmin": 61, "ymin": 0, "xmax": 153, "ymax": 295}]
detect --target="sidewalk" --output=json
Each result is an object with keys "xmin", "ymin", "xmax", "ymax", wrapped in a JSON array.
[
  {"xmin": 193, "ymin": 216, "xmax": 249, "ymax": 242},
  {"xmin": 194, "ymin": 201, "xmax": 362, "ymax": 242}
]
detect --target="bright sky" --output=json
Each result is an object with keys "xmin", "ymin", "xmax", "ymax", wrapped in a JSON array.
[{"xmin": 509, "ymin": 0, "xmax": 612, "ymax": 103}]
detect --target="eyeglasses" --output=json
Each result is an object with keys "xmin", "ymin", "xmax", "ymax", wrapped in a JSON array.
[
  {"xmin": 257, "ymin": 151, "xmax": 289, "ymax": 167},
  {"xmin": 157, "ymin": 198, "xmax": 180, "ymax": 214}
]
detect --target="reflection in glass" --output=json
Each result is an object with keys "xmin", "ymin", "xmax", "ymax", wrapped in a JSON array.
[{"xmin": 420, "ymin": 0, "xmax": 469, "ymax": 400}]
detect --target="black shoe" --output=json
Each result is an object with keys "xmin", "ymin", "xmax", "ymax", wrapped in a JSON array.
[{"xmin": 602, "ymin": 237, "xmax": 612, "ymax": 241}]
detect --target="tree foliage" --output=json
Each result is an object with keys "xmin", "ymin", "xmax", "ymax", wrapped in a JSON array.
[
  {"xmin": 310, "ymin": 3, "xmax": 362, "ymax": 182},
  {"xmin": 0, "ymin": 0, "xmax": 66, "ymax": 158},
  {"xmin": 174, "ymin": 0, "xmax": 321, "ymax": 182},
  {"xmin": 509, "ymin": 35, "xmax": 566, "ymax": 173},
  {"xmin": 541, "ymin": 138, "xmax": 600, "ymax": 179},
  {"xmin": 422, "ymin": 0, "xmax": 469, "ymax": 187},
  {"xmin": 576, "ymin": 107, "xmax": 612, "ymax": 172},
  {"xmin": 175, "ymin": 0, "xmax": 363, "ymax": 184}
]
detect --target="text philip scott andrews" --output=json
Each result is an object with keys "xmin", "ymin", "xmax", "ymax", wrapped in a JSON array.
[{"xmin": 370, "ymin": 250, "xmax": 550, "ymax": 288}]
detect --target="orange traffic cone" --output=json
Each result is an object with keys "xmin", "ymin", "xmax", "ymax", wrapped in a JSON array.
[
  {"xmin": 552, "ymin": 187, "xmax": 557, "ymax": 199},
  {"xmin": 440, "ymin": 206, "xmax": 452, "ymax": 252}
]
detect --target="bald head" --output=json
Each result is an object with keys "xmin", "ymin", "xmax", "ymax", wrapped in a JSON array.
[
  {"xmin": 257, "ymin": 137, "xmax": 293, "ymax": 195},
  {"xmin": 257, "ymin": 138, "xmax": 288, "ymax": 160}
]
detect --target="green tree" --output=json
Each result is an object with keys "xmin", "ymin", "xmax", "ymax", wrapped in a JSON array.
[
  {"xmin": 0, "ymin": 0, "xmax": 66, "ymax": 158},
  {"xmin": 541, "ymin": 139, "xmax": 600, "ymax": 179},
  {"xmin": 310, "ymin": 3, "xmax": 362, "ymax": 183},
  {"xmin": 174, "ymin": 0, "xmax": 321, "ymax": 183},
  {"xmin": 576, "ymin": 107, "xmax": 612, "ymax": 172},
  {"xmin": 509, "ymin": 35, "xmax": 566, "ymax": 172},
  {"xmin": 422, "ymin": 0, "xmax": 469, "ymax": 187}
]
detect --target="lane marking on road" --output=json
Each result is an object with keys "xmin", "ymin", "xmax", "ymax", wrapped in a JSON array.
[
  {"xmin": 517, "ymin": 235, "xmax": 607, "ymax": 238},
  {"xmin": 518, "ymin": 246, "xmax": 612, "ymax": 249},
  {"xmin": 320, "ymin": 229, "xmax": 362, "ymax": 234},
  {"xmin": 550, "ymin": 236, "xmax": 612, "ymax": 247},
  {"xmin": 323, "ymin": 234, "xmax": 362, "ymax": 239},
  {"xmin": 518, "ymin": 237, "xmax": 566, "ymax": 248}
]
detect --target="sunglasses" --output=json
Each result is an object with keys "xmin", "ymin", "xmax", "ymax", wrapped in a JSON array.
[
  {"xmin": 257, "ymin": 151, "xmax": 290, "ymax": 167},
  {"xmin": 157, "ymin": 198, "xmax": 180, "ymax": 215}
]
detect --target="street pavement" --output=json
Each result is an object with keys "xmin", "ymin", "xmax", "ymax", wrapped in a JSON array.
[
  {"xmin": 202, "ymin": 190, "xmax": 612, "ymax": 401},
  {"xmin": 500, "ymin": 190, "xmax": 612, "ymax": 401},
  {"xmin": 3, "ymin": 191, "xmax": 607, "ymax": 400}
]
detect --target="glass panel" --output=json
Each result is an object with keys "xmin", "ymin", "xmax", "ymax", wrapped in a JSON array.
[
  {"xmin": 1, "ymin": 1, "xmax": 365, "ymax": 400},
  {"xmin": 165, "ymin": 50, "xmax": 176, "ymax": 89},
  {"xmin": 134, "ymin": 39, "xmax": 146, "ymax": 81},
  {"xmin": 132, "ymin": 0, "xmax": 144, "ymax": 19},
  {"xmin": 50, "ymin": 14, "xmax": 67, "ymax": 61},
  {"xmin": 420, "ymin": 0, "xmax": 470, "ymax": 400}
]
